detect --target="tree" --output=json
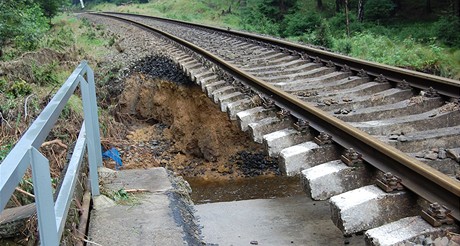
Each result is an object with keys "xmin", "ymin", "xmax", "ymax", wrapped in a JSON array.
[
  {"xmin": 336, "ymin": 0, "xmax": 343, "ymax": 12},
  {"xmin": 364, "ymin": 0, "xmax": 395, "ymax": 21},
  {"xmin": 0, "ymin": 0, "xmax": 49, "ymax": 54},
  {"xmin": 344, "ymin": 0, "xmax": 350, "ymax": 36},
  {"xmin": 258, "ymin": 0, "xmax": 296, "ymax": 21},
  {"xmin": 358, "ymin": 0, "xmax": 365, "ymax": 22},
  {"xmin": 426, "ymin": 0, "xmax": 431, "ymax": 13},
  {"xmin": 317, "ymin": 0, "xmax": 323, "ymax": 10},
  {"xmin": 35, "ymin": 0, "xmax": 66, "ymax": 20},
  {"xmin": 456, "ymin": 0, "xmax": 460, "ymax": 17}
]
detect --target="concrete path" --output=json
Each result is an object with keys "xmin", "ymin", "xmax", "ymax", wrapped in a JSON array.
[
  {"xmin": 88, "ymin": 168, "xmax": 199, "ymax": 246},
  {"xmin": 196, "ymin": 195, "xmax": 365, "ymax": 246}
]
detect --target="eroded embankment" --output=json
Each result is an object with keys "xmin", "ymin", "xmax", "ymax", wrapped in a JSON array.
[{"xmin": 105, "ymin": 55, "xmax": 279, "ymax": 179}]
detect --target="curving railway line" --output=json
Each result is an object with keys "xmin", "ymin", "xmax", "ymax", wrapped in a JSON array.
[{"xmin": 91, "ymin": 11, "xmax": 459, "ymax": 242}]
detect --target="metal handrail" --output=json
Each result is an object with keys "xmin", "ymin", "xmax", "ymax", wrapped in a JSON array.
[{"xmin": 0, "ymin": 61, "xmax": 102, "ymax": 245}]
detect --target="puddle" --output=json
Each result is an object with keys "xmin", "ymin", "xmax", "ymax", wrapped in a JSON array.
[{"xmin": 186, "ymin": 175, "xmax": 304, "ymax": 204}]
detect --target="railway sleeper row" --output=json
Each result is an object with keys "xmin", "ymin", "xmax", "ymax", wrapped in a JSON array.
[
  {"xmin": 105, "ymin": 13, "xmax": 460, "ymax": 244},
  {"xmin": 112, "ymin": 15, "xmax": 460, "ymax": 170},
  {"xmin": 164, "ymin": 43, "xmax": 459, "ymax": 245}
]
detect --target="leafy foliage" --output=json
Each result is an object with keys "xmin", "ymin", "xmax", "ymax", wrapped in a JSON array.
[
  {"xmin": 328, "ymin": 12, "xmax": 364, "ymax": 36},
  {"xmin": 0, "ymin": 0, "xmax": 49, "ymax": 53},
  {"xmin": 257, "ymin": 0, "xmax": 296, "ymax": 22},
  {"xmin": 314, "ymin": 22, "xmax": 333, "ymax": 47},
  {"xmin": 0, "ymin": 142, "xmax": 14, "ymax": 162},
  {"xmin": 32, "ymin": 62, "xmax": 59, "ymax": 86},
  {"xmin": 335, "ymin": 32, "xmax": 452, "ymax": 76},
  {"xmin": 282, "ymin": 11, "xmax": 322, "ymax": 37},
  {"xmin": 434, "ymin": 15, "xmax": 460, "ymax": 47},
  {"xmin": 42, "ymin": 26, "xmax": 75, "ymax": 51},
  {"xmin": 8, "ymin": 80, "xmax": 32, "ymax": 98},
  {"xmin": 35, "ymin": 0, "xmax": 68, "ymax": 19},
  {"xmin": 0, "ymin": 78, "xmax": 7, "ymax": 93},
  {"xmin": 240, "ymin": 5, "xmax": 280, "ymax": 36},
  {"xmin": 364, "ymin": 0, "xmax": 396, "ymax": 21}
]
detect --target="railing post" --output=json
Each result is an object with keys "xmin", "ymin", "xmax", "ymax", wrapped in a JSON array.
[
  {"xmin": 85, "ymin": 66, "xmax": 103, "ymax": 167},
  {"xmin": 80, "ymin": 67, "xmax": 101, "ymax": 196},
  {"xmin": 30, "ymin": 147, "xmax": 59, "ymax": 246}
]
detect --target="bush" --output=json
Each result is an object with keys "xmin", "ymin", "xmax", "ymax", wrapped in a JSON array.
[
  {"xmin": 0, "ymin": 78, "xmax": 6, "ymax": 92},
  {"xmin": 342, "ymin": 32, "xmax": 449, "ymax": 75},
  {"xmin": 32, "ymin": 62, "xmax": 59, "ymax": 86},
  {"xmin": 328, "ymin": 12, "xmax": 364, "ymax": 36},
  {"xmin": 282, "ymin": 12, "xmax": 322, "ymax": 37},
  {"xmin": 390, "ymin": 23, "xmax": 436, "ymax": 44},
  {"xmin": 8, "ymin": 80, "xmax": 32, "ymax": 98},
  {"xmin": 43, "ymin": 26, "xmax": 74, "ymax": 51},
  {"xmin": 0, "ymin": 142, "xmax": 14, "ymax": 162},
  {"xmin": 0, "ymin": 1, "xmax": 49, "ymax": 57},
  {"xmin": 434, "ymin": 15, "xmax": 460, "ymax": 47},
  {"xmin": 313, "ymin": 22, "xmax": 333, "ymax": 48},
  {"xmin": 333, "ymin": 37, "xmax": 352, "ymax": 54},
  {"xmin": 240, "ymin": 6, "xmax": 280, "ymax": 36},
  {"xmin": 364, "ymin": 0, "xmax": 396, "ymax": 21}
]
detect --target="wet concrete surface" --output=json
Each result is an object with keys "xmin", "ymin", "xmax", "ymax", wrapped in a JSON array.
[
  {"xmin": 189, "ymin": 176, "xmax": 364, "ymax": 245},
  {"xmin": 186, "ymin": 176, "xmax": 303, "ymax": 204},
  {"xmin": 196, "ymin": 195, "xmax": 365, "ymax": 246}
]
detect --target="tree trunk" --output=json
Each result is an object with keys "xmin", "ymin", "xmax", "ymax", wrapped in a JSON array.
[
  {"xmin": 358, "ymin": 0, "xmax": 365, "ymax": 22},
  {"xmin": 279, "ymin": 0, "xmax": 286, "ymax": 14},
  {"xmin": 426, "ymin": 0, "xmax": 431, "ymax": 13},
  {"xmin": 394, "ymin": 0, "xmax": 402, "ymax": 10},
  {"xmin": 317, "ymin": 0, "xmax": 323, "ymax": 10},
  {"xmin": 336, "ymin": 0, "xmax": 342, "ymax": 12},
  {"xmin": 345, "ymin": 0, "xmax": 350, "ymax": 37},
  {"xmin": 456, "ymin": 0, "xmax": 460, "ymax": 17}
]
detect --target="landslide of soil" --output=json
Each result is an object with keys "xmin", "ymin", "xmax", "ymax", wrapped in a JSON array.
[{"xmin": 106, "ymin": 71, "xmax": 278, "ymax": 179}]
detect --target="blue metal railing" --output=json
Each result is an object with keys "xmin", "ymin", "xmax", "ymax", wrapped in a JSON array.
[{"xmin": 0, "ymin": 61, "xmax": 102, "ymax": 245}]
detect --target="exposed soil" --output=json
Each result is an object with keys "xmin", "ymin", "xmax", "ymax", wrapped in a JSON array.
[{"xmin": 104, "ymin": 68, "xmax": 279, "ymax": 179}]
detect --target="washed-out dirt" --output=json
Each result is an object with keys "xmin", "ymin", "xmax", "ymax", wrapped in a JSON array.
[{"xmin": 105, "ymin": 71, "xmax": 279, "ymax": 179}]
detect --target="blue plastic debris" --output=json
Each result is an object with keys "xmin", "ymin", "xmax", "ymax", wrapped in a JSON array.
[{"xmin": 102, "ymin": 147, "xmax": 123, "ymax": 170}]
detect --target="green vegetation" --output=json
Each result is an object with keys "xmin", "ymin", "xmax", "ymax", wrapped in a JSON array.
[
  {"xmin": 0, "ymin": 1, "xmax": 48, "ymax": 57},
  {"xmin": 8, "ymin": 80, "xmax": 33, "ymax": 98},
  {"xmin": 105, "ymin": 188, "xmax": 142, "ymax": 206},
  {"xmin": 0, "ymin": 2, "xmax": 129, "ymax": 243},
  {"xmin": 0, "ymin": 142, "xmax": 13, "ymax": 162},
  {"xmin": 32, "ymin": 62, "xmax": 59, "ymax": 86},
  {"xmin": 89, "ymin": 0, "xmax": 460, "ymax": 79},
  {"xmin": 0, "ymin": 1, "xmax": 111, "ymax": 212},
  {"xmin": 0, "ymin": 0, "xmax": 71, "ymax": 58}
]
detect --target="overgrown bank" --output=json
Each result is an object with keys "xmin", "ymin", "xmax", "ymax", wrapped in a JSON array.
[{"xmin": 0, "ymin": 13, "xmax": 128, "ymax": 244}]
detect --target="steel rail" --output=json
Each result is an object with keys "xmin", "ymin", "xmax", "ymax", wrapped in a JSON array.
[
  {"xmin": 103, "ymin": 11, "xmax": 460, "ymax": 99},
  {"xmin": 93, "ymin": 13, "xmax": 460, "ymax": 221}
]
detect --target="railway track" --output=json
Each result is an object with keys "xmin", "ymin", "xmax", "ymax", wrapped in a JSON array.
[{"xmin": 91, "ymin": 12, "xmax": 460, "ymax": 243}]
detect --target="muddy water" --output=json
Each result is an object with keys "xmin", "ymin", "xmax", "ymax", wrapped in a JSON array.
[{"xmin": 186, "ymin": 175, "xmax": 304, "ymax": 204}]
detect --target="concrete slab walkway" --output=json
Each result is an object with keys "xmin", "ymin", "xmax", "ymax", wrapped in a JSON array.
[
  {"xmin": 196, "ymin": 195, "xmax": 365, "ymax": 246},
  {"xmin": 88, "ymin": 168, "xmax": 200, "ymax": 246}
]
